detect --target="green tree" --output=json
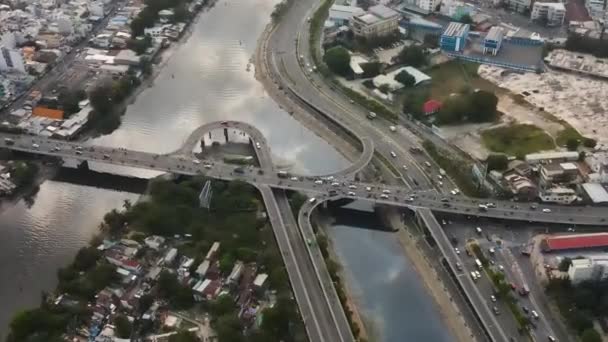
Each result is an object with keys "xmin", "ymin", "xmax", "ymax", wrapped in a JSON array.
[
  {"xmin": 103, "ymin": 209, "xmax": 127, "ymax": 235},
  {"xmin": 583, "ymin": 138, "xmax": 597, "ymax": 148},
  {"xmin": 11, "ymin": 161, "xmax": 38, "ymax": 187},
  {"xmin": 219, "ymin": 253, "xmax": 235, "ymax": 274},
  {"xmin": 215, "ymin": 314, "xmax": 244, "ymax": 342},
  {"xmin": 486, "ymin": 154, "xmax": 508, "ymax": 171},
  {"xmin": 130, "ymin": 17, "xmax": 146, "ymax": 37},
  {"xmin": 169, "ymin": 331, "xmax": 200, "ymax": 342},
  {"xmin": 173, "ymin": 4, "xmax": 190, "ymax": 22},
  {"xmin": 567, "ymin": 138, "xmax": 580, "ymax": 151},
  {"xmin": 469, "ymin": 90, "xmax": 498, "ymax": 122},
  {"xmin": 423, "ymin": 33, "xmax": 439, "ymax": 48},
  {"xmin": 8, "ymin": 308, "xmax": 67, "ymax": 341},
  {"xmin": 581, "ymin": 329, "xmax": 602, "ymax": 342},
  {"xmin": 73, "ymin": 247, "xmax": 101, "ymax": 272},
  {"xmin": 114, "ymin": 314, "xmax": 132, "ymax": 338},
  {"xmin": 394, "ymin": 70, "xmax": 416, "ymax": 87},
  {"xmin": 323, "ymin": 46, "xmax": 351, "ymax": 76},
  {"xmin": 558, "ymin": 257, "xmax": 572, "ymax": 272},
  {"xmin": 396, "ymin": 46, "xmax": 427, "ymax": 67},
  {"xmin": 459, "ymin": 14, "xmax": 473, "ymax": 24},
  {"xmin": 360, "ymin": 62, "xmax": 383, "ymax": 78}
]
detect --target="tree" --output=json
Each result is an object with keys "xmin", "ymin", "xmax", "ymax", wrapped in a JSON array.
[
  {"xmin": 394, "ymin": 70, "xmax": 416, "ymax": 87},
  {"xmin": 459, "ymin": 14, "xmax": 473, "ymax": 24},
  {"xmin": 469, "ymin": 90, "xmax": 498, "ymax": 122},
  {"xmin": 323, "ymin": 46, "xmax": 351, "ymax": 76},
  {"xmin": 173, "ymin": 4, "xmax": 190, "ymax": 22},
  {"xmin": 558, "ymin": 257, "xmax": 572, "ymax": 272},
  {"xmin": 103, "ymin": 209, "xmax": 127, "ymax": 235},
  {"xmin": 73, "ymin": 247, "xmax": 101, "ymax": 272},
  {"xmin": 169, "ymin": 331, "xmax": 200, "ymax": 342},
  {"xmin": 581, "ymin": 329, "xmax": 602, "ymax": 342},
  {"xmin": 215, "ymin": 314, "xmax": 244, "ymax": 342},
  {"xmin": 486, "ymin": 154, "xmax": 508, "ymax": 171},
  {"xmin": 11, "ymin": 161, "xmax": 38, "ymax": 187},
  {"xmin": 567, "ymin": 138, "xmax": 580, "ymax": 151},
  {"xmin": 396, "ymin": 46, "xmax": 426, "ymax": 67},
  {"xmin": 114, "ymin": 314, "xmax": 132, "ymax": 338},
  {"xmin": 583, "ymin": 138, "xmax": 597, "ymax": 148},
  {"xmin": 423, "ymin": 33, "xmax": 439, "ymax": 48},
  {"xmin": 130, "ymin": 17, "xmax": 146, "ymax": 37},
  {"xmin": 360, "ymin": 62, "xmax": 382, "ymax": 78}
]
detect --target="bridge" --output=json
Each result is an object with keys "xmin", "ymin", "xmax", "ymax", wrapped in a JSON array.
[{"xmin": 2, "ymin": 125, "xmax": 607, "ymax": 227}]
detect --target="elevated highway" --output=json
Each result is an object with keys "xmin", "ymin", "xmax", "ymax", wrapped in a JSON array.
[{"xmin": 3, "ymin": 131, "xmax": 608, "ymax": 226}]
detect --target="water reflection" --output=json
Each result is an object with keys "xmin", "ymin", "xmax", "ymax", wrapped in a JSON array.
[
  {"xmin": 328, "ymin": 202, "xmax": 454, "ymax": 342},
  {"xmin": 0, "ymin": 181, "xmax": 138, "ymax": 338}
]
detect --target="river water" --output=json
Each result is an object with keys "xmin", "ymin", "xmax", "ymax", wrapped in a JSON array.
[{"xmin": 0, "ymin": 0, "xmax": 452, "ymax": 340}]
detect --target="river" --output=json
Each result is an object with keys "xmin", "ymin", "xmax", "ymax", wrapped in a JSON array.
[{"xmin": 0, "ymin": 0, "xmax": 452, "ymax": 339}]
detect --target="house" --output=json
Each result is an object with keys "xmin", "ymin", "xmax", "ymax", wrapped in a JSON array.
[
  {"xmin": 252, "ymin": 273, "xmax": 268, "ymax": 295},
  {"xmin": 423, "ymin": 99, "xmax": 442, "ymax": 115},
  {"xmin": 144, "ymin": 235, "xmax": 165, "ymax": 250},
  {"xmin": 206, "ymin": 242, "xmax": 220, "ymax": 260},
  {"xmin": 163, "ymin": 248, "xmax": 178, "ymax": 265}
]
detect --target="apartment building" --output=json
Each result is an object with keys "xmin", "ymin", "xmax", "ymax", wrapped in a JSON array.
[{"xmin": 531, "ymin": 2, "xmax": 566, "ymax": 26}]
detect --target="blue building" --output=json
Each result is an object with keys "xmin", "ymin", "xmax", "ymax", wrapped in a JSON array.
[
  {"xmin": 483, "ymin": 26, "xmax": 504, "ymax": 56},
  {"xmin": 440, "ymin": 22, "xmax": 470, "ymax": 52}
]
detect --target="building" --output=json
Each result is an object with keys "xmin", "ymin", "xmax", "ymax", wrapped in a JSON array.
[
  {"xmin": 483, "ymin": 27, "xmax": 504, "ymax": 56},
  {"xmin": 531, "ymin": 2, "xmax": 566, "ymax": 26},
  {"xmin": 581, "ymin": 183, "xmax": 608, "ymax": 204},
  {"xmin": 503, "ymin": 172, "xmax": 537, "ymax": 199},
  {"xmin": 440, "ymin": 22, "xmax": 470, "ymax": 52},
  {"xmin": 0, "ymin": 47, "xmax": 25, "ymax": 73},
  {"xmin": 32, "ymin": 106, "xmax": 64, "ymax": 120},
  {"xmin": 538, "ymin": 186, "xmax": 578, "ymax": 204},
  {"xmin": 350, "ymin": 5, "xmax": 401, "ymax": 39},
  {"xmin": 539, "ymin": 162, "xmax": 580, "ymax": 186},
  {"xmin": 543, "ymin": 232, "xmax": 608, "ymax": 252},
  {"xmin": 372, "ymin": 66, "xmax": 431, "ymax": 92},
  {"xmin": 568, "ymin": 257, "xmax": 608, "ymax": 284},
  {"xmin": 423, "ymin": 99, "xmax": 442, "ymax": 115},
  {"xmin": 504, "ymin": 0, "xmax": 532, "ymax": 13},
  {"xmin": 525, "ymin": 151, "xmax": 579, "ymax": 166},
  {"xmin": 163, "ymin": 248, "xmax": 178, "ymax": 265},
  {"xmin": 417, "ymin": 0, "xmax": 442, "ymax": 12},
  {"xmin": 328, "ymin": 5, "xmax": 364, "ymax": 26}
]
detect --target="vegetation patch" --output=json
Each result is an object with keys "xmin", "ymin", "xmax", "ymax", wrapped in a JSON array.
[{"xmin": 481, "ymin": 124, "xmax": 555, "ymax": 158}]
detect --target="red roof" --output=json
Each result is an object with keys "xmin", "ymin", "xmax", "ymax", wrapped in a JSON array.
[
  {"xmin": 545, "ymin": 233, "xmax": 608, "ymax": 251},
  {"xmin": 423, "ymin": 100, "xmax": 442, "ymax": 115}
]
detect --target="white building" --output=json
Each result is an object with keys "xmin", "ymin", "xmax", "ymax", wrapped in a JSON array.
[
  {"xmin": 350, "ymin": 5, "xmax": 401, "ymax": 39},
  {"xmin": 328, "ymin": 5, "xmax": 364, "ymax": 26},
  {"xmin": 417, "ymin": 0, "xmax": 442, "ymax": 12},
  {"xmin": 504, "ymin": 0, "xmax": 532, "ymax": 13},
  {"xmin": 531, "ymin": 2, "xmax": 566, "ymax": 26},
  {"xmin": 0, "ymin": 47, "xmax": 25, "ymax": 73},
  {"xmin": 568, "ymin": 257, "xmax": 608, "ymax": 284},
  {"xmin": 538, "ymin": 186, "xmax": 578, "ymax": 204}
]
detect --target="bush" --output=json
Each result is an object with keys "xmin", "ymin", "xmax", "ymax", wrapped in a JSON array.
[
  {"xmin": 394, "ymin": 70, "xmax": 415, "ymax": 87},
  {"xmin": 583, "ymin": 138, "xmax": 597, "ymax": 148}
]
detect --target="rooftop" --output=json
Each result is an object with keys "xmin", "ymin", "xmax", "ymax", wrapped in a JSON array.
[
  {"xmin": 485, "ymin": 26, "xmax": 504, "ymax": 42},
  {"xmin": 534, "ymin": 2, "xmax": 566, "ymax": 10},
  {"xmin": 582, "ymin": 183, "xmax": 608, "ymax": 203},
  {"xmin": 442, "ymin": 22, "xmax": 469, "ymax": 37},
  {"xmin": 368, "ymin": 4, "xmax": 400, "ymax": 19},
  {"xmin": 545, "ymin": 232, "xmax": 608, "ymax": 251}
]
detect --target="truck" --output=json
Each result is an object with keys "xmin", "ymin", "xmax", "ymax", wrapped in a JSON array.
[
  {"xmin": 409, "ymin": 147, "xmax": 422, "ymax": 154},
  {"xmin": 367, "ymin": 112, "xmax": 377, "ymax": 120},
  {"xmin": 277, "ymin": 171, "xmax": 288, "ymax": 178},
  {"xmin": 475, "ymin": 258, "xmax": 483, "ymax": 269},
  {"xmin": 519, "ymin": 284, "xmax": 530, "ymax": 296}
]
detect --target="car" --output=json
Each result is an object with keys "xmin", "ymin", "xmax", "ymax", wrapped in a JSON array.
[
  {"xmin": 103, "ymin": 154, "xmax": 110, "ymax": 159},
  {"xmin": 221, "ymin": 121, "xmax": 228, "ymax": 125},
  {"xmin": 498, "ymin": 265, "xmax": 504, "ymax": 272},
  {"xmin": 567, "ymin": 227, "xmax": 575, "ymax": 232},
  {"xmin": 331, "ymin": 182, "xmax": 340, "ymax": 187},
  {"xmin": 314, "ymin": 180, "xmax": 323, "ymax": 185},
  {"xmin": 542, "ymin": 208, "xmax": 552, "ymax": 213},
  {"xmin": 290, "ymin": 177, "xmax": 299, "ymax": 181},
  {"xmin": 193, "ymin": 159, "xmax": 201, "ymax": 164},
  {"xmin": 454, "ymin": 247, "xmax": 460, "ymax": 255},
  {"xmin": 548, "ymin": 336, "xmax": 556, "ymax": 342},
  {"xmin": 441, "ymin": 198, "xmax": 449, "ymax": 202},
  {"xmin": 389, "ymin": 125, "xmax": 396, "ymax": 132},
  {"xmin": 365, "ymin": 187, "xmax": 372, "ymax": 191},
  {"xmin": 54, "ymin": 146, "xmax": 61, "ymax": 151},
  {"xmin": 390, "ymin": 151, "xmax": 397, "ymax": 158},
  {"xmin": 204, "ymin": 163, "xmax": 212, "ymax": 169},
  {"xmin": 75, "ymin": 150, "xmax": 82, "ymax": 155},
  {"xmin": 380, "ymin": 194, "xmax": 389, "ymax": 199},
  {"xmin": 531, "ymin": 310, "xmax": 539, "ymax": 319},
  {"xmin": 490, "ymin": 295, "xmax": 496, "ymax": 302},
  {"xmin": 486, "ymin": 202, "xmax": 496, "ymax": 208},
  {"xmin": 32, "ymin": 143, "xmax": 40, "ymax": 148},
  {"xmin": 406, "ymin": 197, "xmax": 414, "ymax": 202},
  {"xmin": 402, "ymin": 165, "xmax": 408, "ymax": 170},
  {"xmin": 347, "ymin": 191, "xmax": 356, "ymax": 196},
  {"xmin": 348, "ymin": 185, "xmax": 357, "ymax": 189},
  {"xmin": 493, "ymin": 306, "xmax": 500, "ymax": 315},
  {"xmin": 382, "ymin": 189, "xmax": 391, "ymax": 194},
  {"xmin": 510, "ymin": 283, "xmax": 517, "ymax": 290},
  {"xmin": 255, "ymin": 142, "xmax": 261, "ymax": 149},
  {"xmin": 475, "ymin": 271, "xmax": 481, "ymax": 279},
  {"xmin": 522, "ymin": 306, "xmax": 529, "ymax": 314}
]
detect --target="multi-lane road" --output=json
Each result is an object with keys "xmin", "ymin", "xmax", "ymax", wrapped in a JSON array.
[{"xmin": 3, "ymin": 130, "xmax": 608, "ymax": 227}]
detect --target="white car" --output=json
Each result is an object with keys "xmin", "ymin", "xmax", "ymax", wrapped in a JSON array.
[
  {"xmin": 402, "ymin": 165, "xmax": 408, "ymax": 170},
  {"xmin": 314, "ymin": 180, "xmax": 323, "ymax": 185},
  {"xmin": 542, "ymin": 208, "xmax": 552, "ymax": 213},
  {"xmin": 454, "ymin": 248, "xmax": 460, "ymax": 255},
  {"xmin": 382, "ymin": 189, "xmax": 391, "ymax": 194},
  {"xmin": 290, "ymin": 177, "xmax": 298, "ymax": 181},
  {"xmin": 348, "ymin": 185, "xmax": 357, "ymax": 189},
  {"xmin": 331, "ymin": 182, "xmax": 340, "ymax": 187},
  {"xmin": 255, "ymin": 142, "xmax": 261, "ymax": 149},
  {"xmin": 380, "ymin": 194, "xmax": 389, "ymax": 199},
  {"xmin": 193, "ymin": 159, "xmax": 201, "ymax": 164},
  {"xmin": 365, "ymin": 187, "xmax": 372, "ymax": 191},
  {"xmin": 347, "ymin": 191, "xmax": 356, "ymax": 196},
  {"xmin": 406, "ymin": 197, "xmax": 414, "ymax": 202},
  {"xmin": 490, "ymin": 295, "xmax": 496, "ymax": 302},
  {"xmin": 32, "ymin": 143, "xmax": 39, "ymax": 149}
]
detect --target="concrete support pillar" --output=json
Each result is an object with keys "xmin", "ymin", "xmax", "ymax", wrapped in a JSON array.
[{"xmin": 223, "ymin": 128, "xmax": 229, "ymax": 142}]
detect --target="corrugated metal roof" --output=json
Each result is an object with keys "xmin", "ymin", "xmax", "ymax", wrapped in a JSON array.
[{"xmin": 546, "ymin": 233, "xmax": 608, "ymax": 251}]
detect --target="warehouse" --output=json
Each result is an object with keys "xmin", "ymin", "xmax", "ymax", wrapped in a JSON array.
[{"xmin": 542, "ymin": 233, "xmax": 608, "ymax": 252}]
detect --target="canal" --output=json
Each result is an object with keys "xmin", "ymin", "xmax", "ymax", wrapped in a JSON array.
[{"xmin": 0, "ymin": 0, "xmax": 453, "ymax": 340}]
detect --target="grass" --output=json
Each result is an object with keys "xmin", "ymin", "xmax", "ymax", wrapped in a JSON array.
[
  {"xmin": 481, "ymin": 124, "xmax": 555, "ymax": 158},
  {"xmin": 556, "ymin": 125, "xmax": 584, "ymax": 147},
  {"xmin": 420, "ymin": 61, "xmax": 501, "ymax": 102}
]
